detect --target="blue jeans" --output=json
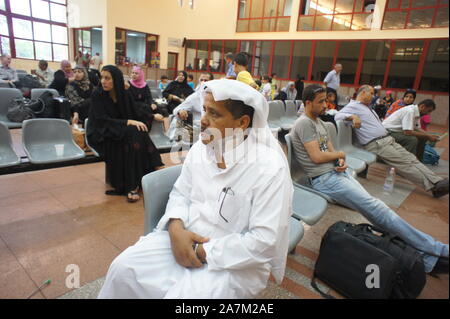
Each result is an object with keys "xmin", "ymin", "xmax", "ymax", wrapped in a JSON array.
[{"xmin": 312, "ymin": 170, "xmax": 449, "ymax": 273}]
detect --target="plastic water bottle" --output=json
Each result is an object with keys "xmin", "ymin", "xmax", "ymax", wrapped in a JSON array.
[{"xmin": 383, "ymin": 167, "xmax": 396, "ymax": 195}]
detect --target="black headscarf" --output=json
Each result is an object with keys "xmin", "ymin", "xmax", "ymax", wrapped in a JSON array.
[{"xmin": 162, "ymin": 70, "xmax": 194, "ymax": 101}]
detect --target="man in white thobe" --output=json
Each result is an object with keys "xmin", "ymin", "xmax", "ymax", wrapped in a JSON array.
[{"xmin": 98, "ymin": 79, "xmax": 293, "ymax": 299}]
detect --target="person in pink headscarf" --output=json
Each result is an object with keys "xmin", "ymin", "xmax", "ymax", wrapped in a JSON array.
[
  {"xmin": 61, "ymin": 60, "xmax": 75, "ymax": 79},
  {"xmin": 126, "ymin": 66, "xmax": 167, "ymax": 127}
]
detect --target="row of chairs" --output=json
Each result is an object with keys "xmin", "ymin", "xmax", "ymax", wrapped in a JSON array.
[
  {"xmin": 268, "ymin": 100, "xmax": 302, "ymax": 132},
  {"xmin": 0, "ymin": 88, "xmax": 60, "ymax": 129}
]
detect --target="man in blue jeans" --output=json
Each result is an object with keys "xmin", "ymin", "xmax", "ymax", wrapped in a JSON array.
[{"xmin": 291, "ymin": 84, "xmax": 448, "ymax": 275}]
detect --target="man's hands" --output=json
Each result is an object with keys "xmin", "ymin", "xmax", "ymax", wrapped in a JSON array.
[
  {"xmin": 168, "ymin": 219, "xmax": 209, "ymax": 268},
  {"xmin": 178, "ymin": 110, "xmax": 189, "ymax": 121},
  {"xmin": 72, "ymin": 112, "xmax": 80, "ymax": 126},
  {"xmin": 151, "ymin": 103, "xmax": 157, "ymax": 111},
  {"xmin": 334, "ymin": 158, "xmax": 348, "ymax": 173},
  {"xmin": 351, "ymin": 115, "xmax": 362, "ymax": 129},
  {"xmin": 127, "ymin": 119, "xmax": 148, "ymax": 132},
  {"xmin": 154, "ymin": 114, "xmax": 164, "ymax": 122},
  {"xmin": 428, "ymin": 134, "xmax": 440, "ymax": 143}
]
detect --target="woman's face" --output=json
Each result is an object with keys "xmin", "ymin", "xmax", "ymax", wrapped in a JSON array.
[
  {"xmin": 131, "ymin": 70, "xmax": 140, "ymax": 81},
  {"xmin": 177, "ymin": 72, "xmax": 185, "ymax": 83},
  {"xmin": 101, "ymin": 70, "xmax": 114, "ymax": 92},
  {"xmin": 63, "ymin": 64, "xmax": 72, "ymax": 74},
  {"xmin": 403, "ymin": 93, "xmax": 415, "ymax": 105},
  {"xmin": 74, "ymin": 69, "xmax": 85, "ymax": 81}
]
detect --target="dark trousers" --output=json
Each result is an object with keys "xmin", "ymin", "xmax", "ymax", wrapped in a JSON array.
[{"xmin": 389, "ymin": 131, "xmax": 427, "ymax": 163}]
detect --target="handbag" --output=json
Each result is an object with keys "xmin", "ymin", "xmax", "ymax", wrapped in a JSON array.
[
  {"xmin": 6, "ymin": 98, "xmax": 45, "ymax": 123},
  {"xmin": 311, "ymin": 221, "xmax": 427, "ymax": 299}
]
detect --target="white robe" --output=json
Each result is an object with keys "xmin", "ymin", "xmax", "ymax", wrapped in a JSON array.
[{"xmin": 98, "ymin": 134, "xmax": 292, "ymax": 299}]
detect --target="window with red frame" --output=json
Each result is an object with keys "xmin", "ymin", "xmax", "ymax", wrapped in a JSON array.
[
  {"xmin": 237, "ymin": 0, "xmax": 294, "ymax": 32},
  {"xmin": 382, "ymin": 0, "xmax": 449, "ymax": 29},
  {"xmin": 298, "ymin": 0, "xmax": 376, "ymax": 31},
  {"xmin": 0, "ymin": 0, "xmax": 68, "ymax": 61}
]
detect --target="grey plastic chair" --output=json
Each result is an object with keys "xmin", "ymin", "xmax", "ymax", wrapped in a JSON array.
[
  {"xmin": 151, "ymin": 88, "xmax": 162, "ymax": 99},
  {"xmin": 335, "ymin": 120, "xmax": 377, "ymax": 165},
  {"xmin": 0, "ymin": 121, "xmax": 20, "ymax": 168},
  {"xmin": 146, "ymin": 79, "xmax": 157, "ymax": 88},
  {"xmin": 267, "ymin": 100, "xmax": 284, "ymax": 132},
  {"xmin": 30, "ymin": 88, "xmax": 59, "ymax": 100},
  {"xmin": 22, "ymin": 118, "xmax": 85, "ymax": 164},
  {"xmin": 84, "ymin": 118, "xmax": 100, "ymax": 157},
  {"xmin": 142, "ymin": 165, "xmax": 304, "ymax": 253},
  {"xmin": 280, "ymin": 100, "xmax": 298, "ymax": 130},
  {"xmin": 324, "ymin": 122, "xmax": 367, "ymax": 174},
  {"xmin": 285, "ymin": 133, "xmax": 337, "ymax": 204},
  {"xmin": 292, "ymin": 183, "xmax": 328, "ymax": 226},
  {"xmin": 16, "ymin": 70, "xmax": 27, "ymax": 74},
  {"xmin": 0, "ymin": 88, "xmax": 24, "ymax": 129},
  {"xmin": 149, "ymin": 121, "xmax": 174, "ymax": 151}
]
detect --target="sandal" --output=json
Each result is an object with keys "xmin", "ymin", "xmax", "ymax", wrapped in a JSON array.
[{"xmin": 127, "ymin": 191, "xmax": 140, "ymax": 203}]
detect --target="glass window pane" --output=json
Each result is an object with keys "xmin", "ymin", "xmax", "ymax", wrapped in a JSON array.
[
  {"xmin": 280, "ymin": 0, "xmax": 293, "ymax": 16},
  {"xmin": 314, "ymin": 15, "xmax": 333, "ymax": 30},
  {"xmin": 253, "ymin": 40, "xmax": 271, "ymax": 76},
  {"xmin": 298, "ymin": 16, "xmax": 315, "ymax": 30},
  {"xmin": 238, "ymin": 0, "xmax": 250, "ymax": 18},
  {"xmin": 1, "ymin": 36, "xmax": 10, "ymax": 55},
  {"xmin": 240, "ymin": 40, "xmax": 255, "ymax": 72},
  {"xmin": 312, "ymin": 41, "xmax": 336, "ymax": 81},
  {"xmin": 290, "ymin": 41, "xmax": 312, "ymax": 81},
  {"xmin": 388, "ymin": 0, "xmax": 401, "ymax": 9},
  {"xmin": 360, "ymin": 40, "xmax": 390, "ymax": 85},
  {"xmin": 407, "ymin": 8, "xmax": 434, "ymax": 28},
  {"xmin": 276, "ymin": 17, "xmax": 290, "ymax": 30},
  {"xmin": 0, "ymin": 0, "xmax": 5, "ymax": 11},
  {"xmin": 51, "ymin": 0, "xmax": 66, "ymax": 4},
  {"xmin": 272, "ymin": 41, "xmax": 291, "ymax": 79},
  {"xmin": 412, "ymin": 0, "xmax": 438, "ymax": 7},
  {"xmin": 82, "ymin": 30, "xmax": 90, "ymax": 47},
  {"xmin": 319, "ymin": 0, "xmax": 336, "ymax": 13},
  {"xmin": 236, "ymin": 19, "xmax": 249, "ymax": 32},
  {"xmin": 31, "ymin": 0, "xmax": 50, "ymax": 20},
  {"xmin": 335, "ymin": 0, "xmax": 355, "ymax": 13},
  {"xmin": 52, "ymin": 25, "xmax": 67, "ymax": 44},
  {"xmin": 185, "ymin": 40, "xmax": 195, "ymax": 70},
  {"xmin": 434, "ymin": 6, "xmax": 449, "ymax": 27},
  {"xmin": 0, "ymin": 14, "xmax": 8, "ymax": 36},
  {"xmin": 10, "ymin": 0, "xmax": 31, "ymax": 15},
  {"xmin": 126, "ymin": 32, "xmax": 146, "ymax": 64},
  {"xmin": 53, "ymin": 44, "xmax": 68, "ymax": 62},
  {"xmin": 387, "ymin": 40, "xmax": 423, "ymax": 88},
  {"xmin": 249, "ymin": 19, "xmax": 262, "ymax": 31},
  {"xmin": 15, "ymin": 39, "xmax": 34, "ymax": 59},
  {"xmin": 383, "ymin": 11, "xmax": 407, "ymax": 29},
  {"xmin": 224, "ymin": 41, "xmax": 238, "ymax": 55},
  {"xmin": 264, "ymin": 0, "xmax": 278, "ymax": 17},
  {"xmin": 210, "ymin": 40, "xmax": 223, "ymax": 72},
  {"xmin": 400, "ymin": 0, "xmax": 410, "ymax": 8},
  {"xmin": 196, "ymin": 40, "xmax": 208, "ymax": 71},
  {"xmin": 33, "ymin": 22, "xmax": 51, "ymax": 42},
  {"xmin": 12, "ymin": 18, "xmax": 33, "ymax": 40},
  {"xmin": 332, "ymin": 14, "xmax": 352, "ymax": 30},
  {"xmin": 250, "ymin": 0, "xmax": 264, "ymax": 18},
  {"xmin": 262, "ymin": 18, "xmax": 277, "ymax": 31},
  {"xmin": 419, "ymin": 39, "xmax": 449, "ymax": 92},
  {"xmin": 336, "ymin": 41, "xmax": 361, "ymax": 84},
  {"xmin": 352, "ymin": 13, "xmax": 373, "ymax": 30},
  {"xmin": 35, "ymin": 41, "xmax": 52, "ymax": 60},
  {"xmin": 50, "ymin": 3, "xmax": 66, "ymax": 23}
]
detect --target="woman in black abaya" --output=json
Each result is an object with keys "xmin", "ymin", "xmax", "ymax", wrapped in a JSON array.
[
  {"xmin": 162, "ymin": 71, "xmax": 194, "ymax": 114},
  {"xmin": 87, "ymin": 65, "xmax": 163, "ymax": 203}
]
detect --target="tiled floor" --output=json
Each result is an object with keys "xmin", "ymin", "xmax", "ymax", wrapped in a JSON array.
[{"xmin": 0, "ymin": 126, "xmax": 448, "ymax": 299}]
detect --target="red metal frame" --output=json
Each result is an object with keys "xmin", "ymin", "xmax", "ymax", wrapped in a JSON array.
[
  {"xmin": 298, "ymin": 0, "xmax": 374, "ymax": 31},
  {"xmin": 185, "ymin": 37, "xmax": 449, "ymax": 95},
  {"xmin": 382, "ymin": 0, "xmax": 449, "ymax": 29},
  {"xmin": 1, "ymin": 0, "xmax": 68, "ymax": 61},
  {"xmin": 236, "ymin": 0, "xmax": 292, "ymax": 32}
]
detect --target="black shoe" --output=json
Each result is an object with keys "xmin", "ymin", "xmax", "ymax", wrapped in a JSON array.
[
  {"xmin": 429, "ymin": 257, "xmax": 449, "ymax": 276},
  {"xmin": 431, "ymin": 178, "xmax": 449, "ymax": 198}
]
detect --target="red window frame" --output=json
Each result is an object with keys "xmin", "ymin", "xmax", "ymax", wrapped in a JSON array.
[
  {"xmin": 382, "ymin": 0, "xmax": 449, "ymax": 30},
  {"xmin": 115, "ymin": 27, "xmax": 159, "ymax": 67},
  {"xmin": 184, "ymin": 38, "xmax": 449, "ymax": 95},
  {"xmin": 297, "ymin": 0, "xmax": 376, "ymax": 31},
  {"xmin": 0, "ymin": 0, "xmax": 69, "ymax": 61},
  {"xmin": 236, "ymin": 0, "xmax": 292, "ymax": 32}
]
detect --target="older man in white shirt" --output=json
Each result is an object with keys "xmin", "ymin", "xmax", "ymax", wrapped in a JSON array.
[
  {"xmin": 98, "ymin": 79, "xmax": 293, "ymax": 299},
  {"xmin": 382, "ymin": 99, "xmax": 439, "ymax": 161}
]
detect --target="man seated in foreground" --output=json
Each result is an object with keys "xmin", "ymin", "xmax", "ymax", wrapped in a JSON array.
[
  {"xmin": 291, "ymin": 84, "xmax": 449, "ymax": 275},
  {"xmin": 335, "ymin": 85, "xmax": 449, "ymax": 198},
  {"xmin": 98, "ymin": 79, "xmax": 293, "ymax": 298},
  {"xmin": 382, "ymin": 99, "xmax": 439, "ymax": 162}
]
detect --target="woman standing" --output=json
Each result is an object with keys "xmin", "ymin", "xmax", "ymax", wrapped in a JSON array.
[
  {"xmin": 87, "ymin": 65, "xmax": 163, "ymax": 203},
  {"xmin": 65, "ymin": 67, "xmax": 93, "ymax": 125},
  {"xmin": 162, "ymin": 71, "xmax": 194, "ymax": 114}
]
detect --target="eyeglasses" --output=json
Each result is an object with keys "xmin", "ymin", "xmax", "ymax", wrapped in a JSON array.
[
  {"xmin": 218, "ymin": 187, "xmax": 234, "ymax": 223},
  {"xmin": 200, "ymin": 79, "xmax": 208, "ymax": 82}
]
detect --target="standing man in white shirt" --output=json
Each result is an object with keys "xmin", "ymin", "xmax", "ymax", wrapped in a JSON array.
[
  {"xmin": 382, "ymin": 99, "xmax": 439, "ymax": 161},
  {"xmin": 323, "ymin": 63, "xmax": 342, "ymax": 96},
  {"xmin": 90, "ymin": 52, "xmax": 102, "ymax": 70},
  {"xmin": 98, "ymin": 79, "xmax": 293, "ymax": 299}
]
